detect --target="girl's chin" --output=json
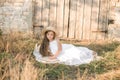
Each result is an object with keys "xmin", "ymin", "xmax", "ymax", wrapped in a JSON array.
[{"xmin": 49, "ymin": 39, "xmax": 54, "ymax": 41}]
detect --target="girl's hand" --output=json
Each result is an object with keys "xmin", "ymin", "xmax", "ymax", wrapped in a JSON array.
[
  {"xmin": 34, "ymin": 43, "xmax": 40, "ymax": 52},
  {"xmin": 49, "ymin": 55, "xmax": 57, "ymax": 59}
]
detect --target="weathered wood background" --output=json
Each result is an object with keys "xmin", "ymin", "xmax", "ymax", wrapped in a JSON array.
[
  {"xmin": 1, "ymin": 0, "xmax": 119, "ymax": 41},
  {"xmin": 33, "ymin": 0, "xmax": 110, "ymax": 41}
]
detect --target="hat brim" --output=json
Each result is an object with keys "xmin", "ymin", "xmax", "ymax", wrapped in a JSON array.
[{"xmin": 42, "ymin": 27, "xmax": 58, "ymax": 36}]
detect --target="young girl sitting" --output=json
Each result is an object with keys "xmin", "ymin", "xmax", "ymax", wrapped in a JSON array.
[{"xmin": 33, "ymin": 26, "xmax": 98, "ymax": 66}]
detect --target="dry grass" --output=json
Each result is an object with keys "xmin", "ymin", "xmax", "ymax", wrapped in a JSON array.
[
  {"xmin": 115, "ymin": 45, "xmax": 120, "ymax": 60},
  {"xmin": 0, "ymin": 31, "xmax": 120, "ymax": 80},
  {"xmin": 94, "ymin": 45, "xmax": 120, "ymax": 80},
  {"xmin": 0, "ymin": 53, "xmax": 47, "ymax": 80},
  {"xmin": 96, "ymin": 69, "xmax": 120, "ymax": 80}
]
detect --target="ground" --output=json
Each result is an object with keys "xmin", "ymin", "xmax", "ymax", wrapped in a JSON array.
[{"xmin": 0, "ymin": 32, "xmax": 120, "ymax": 80}]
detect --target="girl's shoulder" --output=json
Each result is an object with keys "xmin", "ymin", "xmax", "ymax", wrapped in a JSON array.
[
  {"xmin": 55, "ymin": 38, "xmax": 62, "ymax": 46},
  {"xmin": 50, "ymin": 39, "xmax": 61, "ymax": 44},
  {"xmin": 50, "ymin": 39, "xmax": 57, "ymax": 44},
  {"xmin": 55, "ymin": 38, "xmax": 61, "ymax": 43},
  {"xmin": 55, "ymin": 38, "xmax": 61, "ymax": 42}
]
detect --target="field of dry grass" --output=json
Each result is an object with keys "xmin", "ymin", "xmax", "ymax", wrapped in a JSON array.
[{"xmin": 0, "ymin": 31, "xmax": 120, "ymax": 80}]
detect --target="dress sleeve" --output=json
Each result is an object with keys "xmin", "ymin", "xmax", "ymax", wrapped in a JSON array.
[{"xmin": 33, "ymin": 43, "xmax": 42, "ymax": 61}]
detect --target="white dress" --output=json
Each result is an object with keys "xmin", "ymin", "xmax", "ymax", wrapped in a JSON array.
[{"xmin": 33, "ymin": 40, "xmax": 96, "ymax": 66}]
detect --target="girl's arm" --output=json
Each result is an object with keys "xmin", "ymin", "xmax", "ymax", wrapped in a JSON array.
[{"xmin": 49, "ymin": 39, "xmax": 62, "ymax": 59}]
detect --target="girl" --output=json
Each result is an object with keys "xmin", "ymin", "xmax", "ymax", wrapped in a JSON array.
[{"xmin": 33, "ymin": 26, "xmax": 98, "ymax": 65}]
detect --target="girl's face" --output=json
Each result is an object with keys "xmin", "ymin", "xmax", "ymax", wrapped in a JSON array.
[{"xmin": 46, "ymin": 31, "xmax": 55, "ymax": 41}]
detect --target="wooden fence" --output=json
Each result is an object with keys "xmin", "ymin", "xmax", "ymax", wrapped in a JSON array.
[{"xmin": 33, "ymin": 0, "xmax": 110, "ymax": 41}]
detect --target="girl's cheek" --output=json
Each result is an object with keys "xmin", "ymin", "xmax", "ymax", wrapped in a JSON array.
[{"xmin": 52, "ymin": 36, "xmax": 54, "ymax": 38}]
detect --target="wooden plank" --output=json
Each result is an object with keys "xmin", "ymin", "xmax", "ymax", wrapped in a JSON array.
[
  {"xmin": 97, "ymin": 0, "xmax": 107, "ymax": 40},
  {"xmin": 33, "ymin": 0, "xmax": 43, "ymax": 26},
  {"xmin": 97, "ymin": 0, "xmax": 103, "ymax": 40},
  {"xmin": 105, "ymin": 0, "xmax": 110, "ymax": 39},
  {"xmin": 41, "ymin": 0, "xmax": 49, "ymax": 27},
  {"xmin": 49, "ymin": 0, "xmax": 57, "ymax": 27},
  {"xmin": 75, "ymin": 0, "xmax": 84, "ymax": 40},
  {"xmin": 56, "ymin": 0, "xmax": 64, "ymax": 37},
  {"xmin": 63, "ymin": 0, "xmax": 69, "ymax": 38},
  {"xmin": 82, "ymin": 0, "xmax": 92, "ymax": 40},
  {"xmin": 68, "ymin": 0, "xmax": 77, "ymax": 38},
  {"xmin": 90, "ymin": 0, "xmax": 100, "ymax": 40}
]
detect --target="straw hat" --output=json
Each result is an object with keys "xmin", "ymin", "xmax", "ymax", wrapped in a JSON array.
[{"xmin": 42, "ymin": 26, "xmax": 58, "ymax": 36}]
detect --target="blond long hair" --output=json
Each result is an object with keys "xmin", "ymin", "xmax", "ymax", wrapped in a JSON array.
[{"xmin": 40, "ymin": 30, "xmax": 56, "ymax": 56}]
